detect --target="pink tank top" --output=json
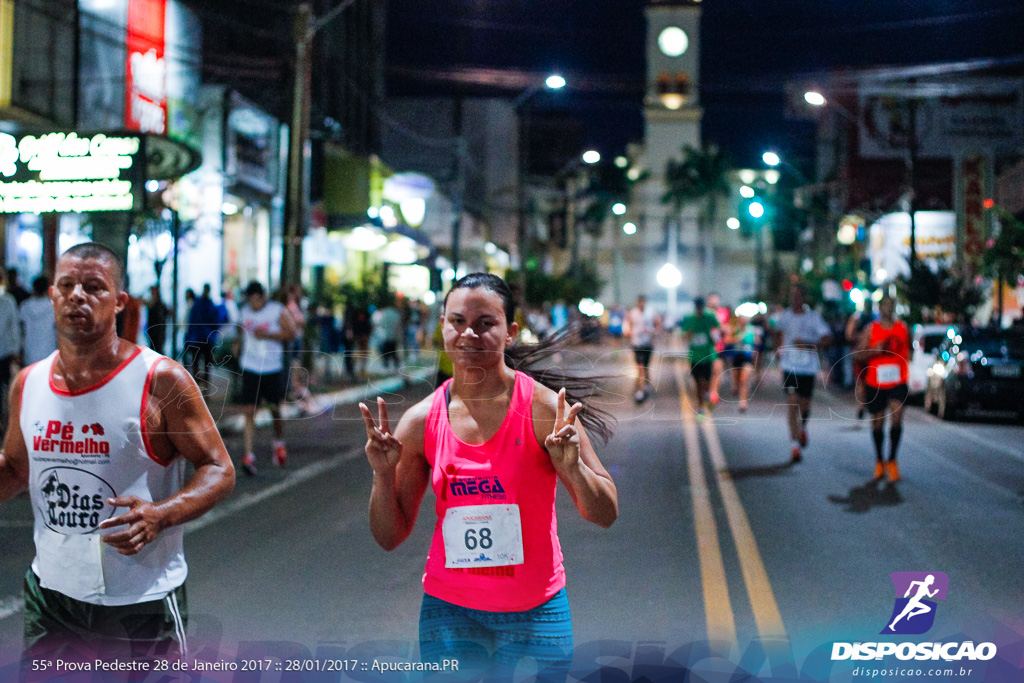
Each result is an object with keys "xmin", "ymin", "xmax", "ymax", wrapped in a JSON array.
[{"xmin": 422, "ymin": 371, "xmax": 565, "ymax": 611}]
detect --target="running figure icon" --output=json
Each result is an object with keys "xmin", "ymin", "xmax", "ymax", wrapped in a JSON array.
[{"xmin": 888, "ymin": 574, "xmax": 939, "ymax": 631}]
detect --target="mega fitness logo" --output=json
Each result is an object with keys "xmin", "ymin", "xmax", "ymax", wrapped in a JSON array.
[
  {"xmin": 448, "ymin": 475, "xmax": 506, "ymax": 500},
  {"xmin": 36, "ymin": 467, "xmax": 117, "ymax": 534},
  {"xmin": 832, "ymin": 572, "xmax": 997, "ymax": 663},
  {"xmin": 32, "ymin": 419, "xmax": 110, "ymax": 456}
]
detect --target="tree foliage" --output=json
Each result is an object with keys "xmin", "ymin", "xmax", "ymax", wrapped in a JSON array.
[{"xmin": 661, "ymin": 143, "xmax": 732, "ymax": 269}]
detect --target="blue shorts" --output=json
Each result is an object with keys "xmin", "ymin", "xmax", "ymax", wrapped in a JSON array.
[{"xmin": 419, "ymin": 588, "xmax": 572, "ymax": 681}]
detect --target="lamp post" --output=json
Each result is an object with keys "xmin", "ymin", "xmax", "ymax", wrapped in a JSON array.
[
  {"xmin": 515, "ymin": 74, "xmax": 567, "ymax": 266},
  {"xmin": 804, "ymin": 89, "xmax": 922, "ymax": 290},
  {"xmin": 282, "ymin": 0, "xmax": 359, "ymax": 288}
]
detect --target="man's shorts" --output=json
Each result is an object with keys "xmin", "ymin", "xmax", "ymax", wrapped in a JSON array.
[
  {"xmin": 22, "ymin": 569, "xmax": 188, "ymax": 666},
  {"xmin": 732, "ymin": 352, "xmax": 754, "ymax": 369},
  {"xmin": 690, "ymin": 359, "xmax": 714, "ymax": 382},
  {"xmin": 783, "ymin": 371, "xmax": 816, "ymax": 399},
  {"xmin": 865, "ymin": 383, "xmax": 909, "ymax": 415},
  {"xmin": 632, "ymin": 345, "xmax": 654, "ymax": 368},
  {"xmin": 240, "ymin": 370, "xmax": 286, "ymax": 406}
]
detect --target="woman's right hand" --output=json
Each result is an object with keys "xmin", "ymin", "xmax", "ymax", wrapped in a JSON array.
[{"xmin": 359, "ymin": 397, "xmax": 402, "ymax": 476}]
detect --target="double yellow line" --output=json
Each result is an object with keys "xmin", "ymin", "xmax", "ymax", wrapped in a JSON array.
[{"xmin": 672, "ymin": 360, "xmax": 787, "ymax": 654}]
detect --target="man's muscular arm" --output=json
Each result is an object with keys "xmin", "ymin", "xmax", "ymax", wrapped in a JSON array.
[
  {"xmin": 99, "ymin": 361, "xmax": 235, "ymax": 555},
  {"xmin": 0, "ymin": 370, "xmax": 29, "ymax": 502}
]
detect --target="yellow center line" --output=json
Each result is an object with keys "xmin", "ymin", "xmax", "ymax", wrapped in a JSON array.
[
  {"xmin": 673, "ymin": 359, "xmax": 737, "ymax": 650},
  {"xmin": 701, "ymin": 408, "xmax": 790, "ymax": 644}
]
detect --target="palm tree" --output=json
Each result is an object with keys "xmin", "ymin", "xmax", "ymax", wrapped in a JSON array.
[{"xmin": 662, "ymin": 142, "xmax": 731, "ymax": 274}]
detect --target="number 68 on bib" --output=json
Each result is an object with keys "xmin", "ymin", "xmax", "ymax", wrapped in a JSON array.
[{"xmin": 442, "ymin": 504, "xmax": 525, "ymax": 568}]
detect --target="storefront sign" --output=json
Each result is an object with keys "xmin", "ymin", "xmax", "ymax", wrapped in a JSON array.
[
  {"xmin": 0, "ymin": 131, "xmax": 144, "ymax": 214},
  {"xmin": 125, "ymin": 0, "xmax": 168, "ymax": 134},
  {"xmin": 960, "ymin": 155, "xmax": 986, "ymax": 273}
]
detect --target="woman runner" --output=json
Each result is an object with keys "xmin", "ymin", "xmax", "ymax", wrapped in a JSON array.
[{"xmin": 360, "ymin": 273, "xmax": 618, "ymax": 680}]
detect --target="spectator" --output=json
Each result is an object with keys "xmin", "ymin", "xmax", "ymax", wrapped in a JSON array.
[
  {"xmin": 345, "ymin": 299, "xmax": 372, "ymax": 379},
  {"xmin": 0, "ymin": 269, "xmax": 20, "ymax": 429},
  {"xmin": 144, "ymin": 284, "xmax": 169, "ymax": 354},
  {"xmin": 186, "ymin": 284, "xmax": 220, "ymax": 388},
  {"xmin": 5, "ymin": 267, "xmax": 30, "ymax": 305},
  {"xmin": 374, "ymin": 299, "xmax": 402, "ymax": 370},
  {"xmin": 115, "ymin": 276, "xmax": 141, "ymax": 343},
  {"xmin": 19, "ymin": 275, "xmax": 57, "ymax": 365}
]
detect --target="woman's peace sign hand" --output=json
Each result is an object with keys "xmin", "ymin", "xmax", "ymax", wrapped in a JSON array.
[
  {"xmin": 544, "ymin": 388, "xmax": 584, "ymax": 472},
  {"xmin": 359, "ymin": 397, "xmax": 402, "ymax": 476}
]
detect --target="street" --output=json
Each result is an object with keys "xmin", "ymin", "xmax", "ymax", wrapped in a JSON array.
[{"xmin": 2, "ymin": 344, "xmax": 1023, "ymax": 681}]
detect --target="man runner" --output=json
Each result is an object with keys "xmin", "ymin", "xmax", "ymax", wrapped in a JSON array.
[
  {"xmin": 0, "ymin": 243, "xmax": 235, "ymax": 666},
  {"xmin": 236, "ymin": 281, "xmax": 297, "ymax": 475},
  {"xmin": 856, "ymin": 295, "xmax": 911, "ymax": 482},
  {"xmin": 772, "ymin": 283, "xmax": 831, "ymax": 463},
  {"xmin": 624, "ymin": 295, "xmax": 660, "ymax": 403},
  {"xmin": 680, "ymin": 297, "xmax": 720, "ymax": 416}
]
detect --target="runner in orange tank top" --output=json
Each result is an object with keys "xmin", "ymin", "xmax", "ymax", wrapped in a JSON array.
[
  {"xmin": 856, "ymin": 295, "xmax": 912, "ymax": 482},
  {"xmin": 360, "ymin": 273, "xmax": 618, "ymax": 681}
]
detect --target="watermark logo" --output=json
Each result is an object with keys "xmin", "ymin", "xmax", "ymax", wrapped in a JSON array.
[{"xmin": 882, "ymin": 571, "xmax": 948, "ymax": 635}]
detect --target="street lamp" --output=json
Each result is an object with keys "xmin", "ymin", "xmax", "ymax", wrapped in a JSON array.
[
  {"xmin": 762, "ymin": 151, "xmax": 781, "ymax": 167},
  {"xmin": 804, "ymin": 90, "xmax": 827, "ymax": 107},
  {"xmin": 516, "ymin": 73, "xmax": 569, "ymax": 263},
  {"xmin": 582, "ymin": 150, "xmax": 601, "ymax": 165}
]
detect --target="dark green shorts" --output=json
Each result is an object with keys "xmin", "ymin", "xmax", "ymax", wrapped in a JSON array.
[{"xmin": 22, "ymin": 568, "xmax": 188, "ymax": 666}]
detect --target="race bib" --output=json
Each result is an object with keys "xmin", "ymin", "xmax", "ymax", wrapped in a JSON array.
[
  {"xmin": 442, "ymin": 504, "xmax": 524, "ymax": 569},
  {"xmin": 691, "ymin": 332, "xmax": 710, "ymax": 346},
  {"xmin": 876, "ymin": 363, "xmax": 901, "ymax": 385}
]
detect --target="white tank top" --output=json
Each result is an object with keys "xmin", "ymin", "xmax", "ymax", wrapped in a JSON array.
[
  {"xmin": 240, "ymin": 300, "xmax": 285, "ymax": 374},
  {"xmin": 20, "ymin": 347, "xmax": 187, "ymax": 606}
]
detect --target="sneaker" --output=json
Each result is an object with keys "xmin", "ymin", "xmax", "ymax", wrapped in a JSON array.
[
  {"xmin": 857, "ymin": 407, "xmax": 865, "ymax": 420},
  {"xmin": 709, "ymin": 390, "xmax": 720, "ymax": 405},
  {"xmin": 798, "ymin": 429, "xmax": 808, "ymax": 448},
  {"xmin": 241, "ymin": 453, "xmax": 258, "ymax": 477},
  {"xmin": 887, "ymin": 461, "xmax": 901, "ymax": 482},
  {"xmin": 738, "ymin": 400, "xmax": 748, "ymax": 413},
  {"xmin": 273, "ymin": 442, "xmax": 288, "ymax": 468},
  {"xmin": 790, "ymin": 446, "xmax": 802, "ymax": 463},
  {"xmin": 873, "ymin": 462, "xmax": 885, "ymax": 480},
  {"xmin": 634, "ymin": 390, "xmax": 645, "ymax": 403}
]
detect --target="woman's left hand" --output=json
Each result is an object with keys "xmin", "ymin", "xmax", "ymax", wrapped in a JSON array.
[{"xmin": 545, "ymin": 388, "xmax": 583, "ymax": 472}]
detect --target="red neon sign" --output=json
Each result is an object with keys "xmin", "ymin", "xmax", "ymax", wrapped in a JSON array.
[{"xmin": 125, "ymin": 0, "xmax": 167, "ymax": 134}]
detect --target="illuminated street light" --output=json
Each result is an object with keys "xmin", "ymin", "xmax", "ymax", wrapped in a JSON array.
[
  {"xmin": 656, "ymin": 263, "xmax": 683, "ymax": 289},
  {"xmin": 764, "ymin": 170, "xmax": 780, "ymax": 185},
  {"xmin": 614, "ymin": 156, "xmax": 629, "ymax": 168},
  {"xmin": 612, "ymin": 203, "xmax": 626, "ymax": 215},
  {"xmin": 582, "ymin": 150, "xmax": 601, "ymax": 164},
  {"xmin": 762, "ymin": 151, "xmax": 781, "ymax": 167},
  {"xmin": 748, "ymin": 201, "xmax": 765, "ymax": 218},
  {"xmin": 804, "ymin": 90, "xmax": 826, "ymax": 106},
  {"xmin": 739, "ymin": 186, "xmax": 755, "ymax": 198},
  {"xmin": 727, "ymin": 217, "xmax": 740, "ymax": 230},
  {"xmin": 623, "ymin": 222, "xmax": 637, "ymax": 235},
  {"xmin": 545, "ymin": 74, "xmax": 566, "ymax": 90}
]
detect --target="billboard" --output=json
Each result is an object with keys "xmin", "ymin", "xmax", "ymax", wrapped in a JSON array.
[{"xmin": 858, "ymin": 78, "xmax": 1024, "ymax": 159}]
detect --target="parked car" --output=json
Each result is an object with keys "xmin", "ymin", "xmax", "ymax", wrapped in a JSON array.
[
  {"xmin": 923, "ymin": 326, "xmax": 1024, "ymax": 421},
  {"xmin": 908, "ymin": 323, "xmax": 951, "ymax": 396}
]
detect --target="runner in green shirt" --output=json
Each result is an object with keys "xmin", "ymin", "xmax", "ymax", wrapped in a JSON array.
[{"xmin": 680, "ymin": 297, "xmax": 720, "ymax": 416}]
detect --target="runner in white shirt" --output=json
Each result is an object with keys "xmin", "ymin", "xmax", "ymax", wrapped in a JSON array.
[
  {"xmin": 771, "ymin": 283, "xmax": 832, "ymax": 463},
  {"xmin": 0, "ymin": 243, "xmax": 234, "ymax": 666},
  {"xmin": 623, "ymin": 295, "xmax": 661, "ymax": 403},
  {"xmin": 235, "ymin": 281, "xmax": 297, "ymax": 476}
]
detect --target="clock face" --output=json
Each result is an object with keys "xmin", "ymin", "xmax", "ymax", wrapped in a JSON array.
[{"xmin": 658, "ymin": 26, "xmax": 688, "ymax": 57}]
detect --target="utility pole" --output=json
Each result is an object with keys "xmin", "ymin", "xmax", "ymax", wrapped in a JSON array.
[{"xmin": 282, "ymin": 3, "xmax": 313, "ymax": 288}]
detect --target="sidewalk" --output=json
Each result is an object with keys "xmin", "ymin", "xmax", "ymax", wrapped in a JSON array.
[{"xmin": 202, "ymin": 351, "xmax": 438, "ymax": 435}]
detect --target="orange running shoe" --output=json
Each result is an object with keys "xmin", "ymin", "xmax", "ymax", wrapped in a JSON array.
[
  {"xmin": 887, "ymin": 461, "xmax": 901, "ymax": 482},
  {"xmin": 873, "ymin": 462, "xmax": 885, "ymax": 480},
  {"xmin": 273, "ymin": 441, "xmax": 288, "ymax": 468},
  {"xmin": 791, "ymin": 446, "xmax": 802, "ymax": 463}
]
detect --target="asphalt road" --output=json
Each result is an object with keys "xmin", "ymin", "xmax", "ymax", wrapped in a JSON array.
[{"xmin": 2, "ymin": 344, "xmax": 1023, "ymax": 682}]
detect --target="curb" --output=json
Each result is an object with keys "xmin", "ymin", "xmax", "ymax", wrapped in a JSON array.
[{"xmin": 216, "ymin": 367, "xmax": 435, "ymax": 435}]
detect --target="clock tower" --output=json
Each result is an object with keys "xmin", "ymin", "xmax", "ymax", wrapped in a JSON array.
[{"xmin": 631, "ymin": 0, "xmax": 703, "ymax": 320}]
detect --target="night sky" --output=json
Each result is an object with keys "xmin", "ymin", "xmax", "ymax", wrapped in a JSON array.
[{"xmin": 386, "ymin": 0, "xmax": 1024, "ymax": 168}]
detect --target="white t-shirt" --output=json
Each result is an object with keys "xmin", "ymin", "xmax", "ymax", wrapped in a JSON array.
[
  {"xmin": 773, "ymin": 306, "xmax": 830, "ymax": 375},
  {"xmin": 240, "ymin": 300, "xmax": 286, "ymax": 374},
  {"xmin": 625, "ymin": 307, "xmax": 657, "ymax": 348},
  {"xmin": 20, "ymin": 296, "xmax": 57, "ymax": 365}
]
